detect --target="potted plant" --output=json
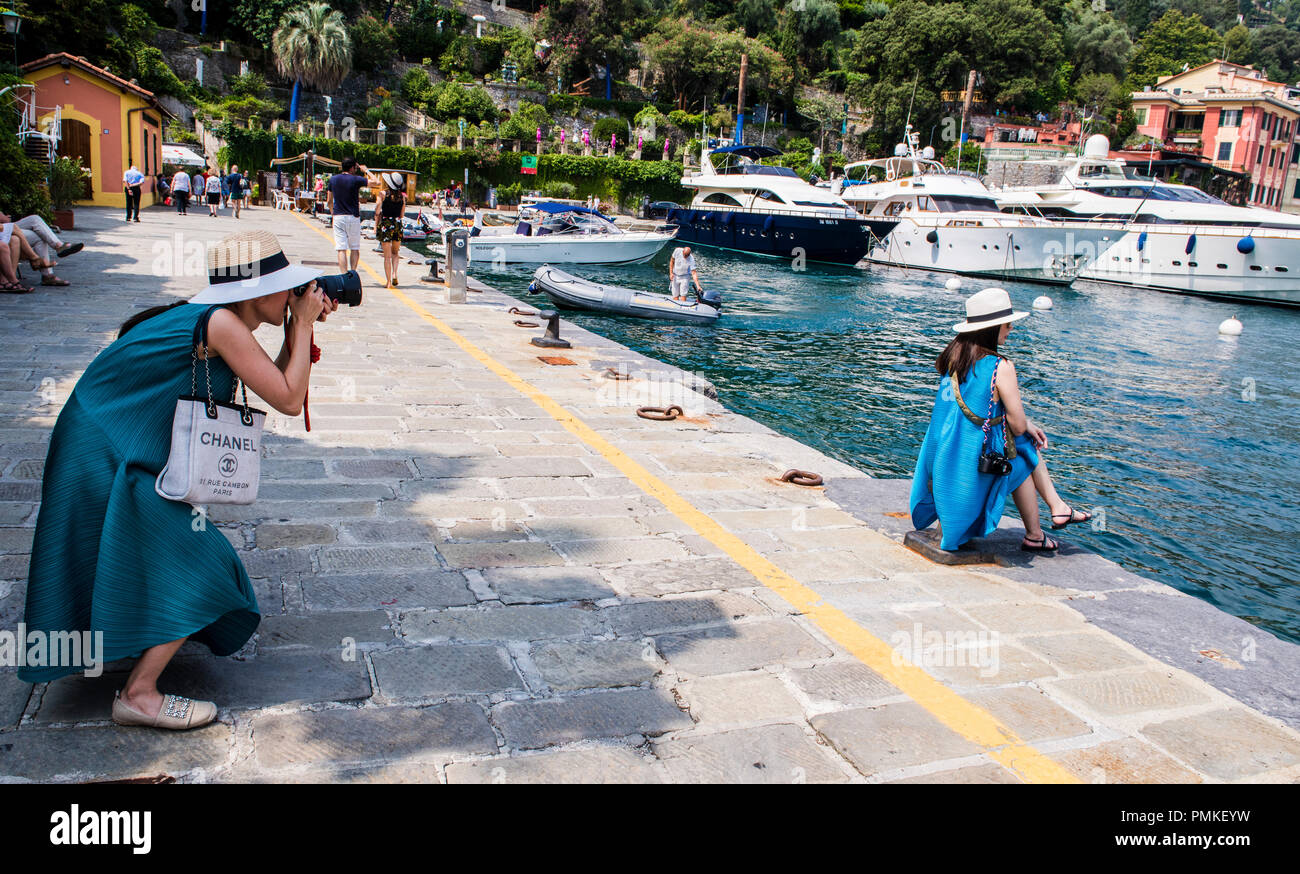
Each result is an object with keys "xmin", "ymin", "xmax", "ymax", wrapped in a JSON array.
[{"xmin": 48, "ymin": 156, "xmax": 89, "ymax": 230}]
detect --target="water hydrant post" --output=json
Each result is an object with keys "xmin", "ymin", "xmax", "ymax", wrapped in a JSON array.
[{"xmin": 445, "ymin": 228, "xmax": 469, "ymax": 303}]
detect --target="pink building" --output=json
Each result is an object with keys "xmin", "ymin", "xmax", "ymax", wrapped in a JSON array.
[
  {"xmin": 22, "ymin": 52, "xmax": 171, "ymax": 208},
  {"xmin": 1132, "ymin": 60, "xmax": 1300, "ymax": 213}
]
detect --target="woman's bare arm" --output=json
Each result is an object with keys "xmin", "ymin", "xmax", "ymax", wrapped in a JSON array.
[
  {"xmin": 204, "ymin": 294, "xmax": 323, "ymax": 416},
  {"xmin": 994, "ymin": 359, "xmax": 1047, "ymax": 448}
]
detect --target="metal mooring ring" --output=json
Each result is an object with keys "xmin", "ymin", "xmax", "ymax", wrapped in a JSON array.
[
  {"xmin": 637, "ymin": 405, "xmax": 683, "ymax": 421},
  {"xmin": 508, "ymin": 307, "xmax": 537, "ymax": 316},
  {"xmin": 514, "ymin": 320, "xmax": 539, "ymax": 328},
  {"xmin": 604, "ymin": 367, "xmax": 632, "ymax": 381},
  {"xmin": 780, "ymin": 469, "xmax": 824, "ymax": 487}
]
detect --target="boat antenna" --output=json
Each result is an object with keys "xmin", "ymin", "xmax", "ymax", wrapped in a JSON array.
[{"xmin": 903, "ymin": 73, "xmax": 918, "ymax": 137}]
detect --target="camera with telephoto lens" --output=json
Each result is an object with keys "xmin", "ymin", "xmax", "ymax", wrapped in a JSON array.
[
  {"xmin": 978, "ymin": 450, "xmax": 1013, "ymax": 477},
  {"xmin": 295, "ymin": 269, "xmax": 362, "ymax": 307}
]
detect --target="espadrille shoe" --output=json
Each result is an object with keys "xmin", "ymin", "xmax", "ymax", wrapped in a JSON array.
[{"xmin": 112, "ymin": 691, "xmax": 217, "ymax": 730}]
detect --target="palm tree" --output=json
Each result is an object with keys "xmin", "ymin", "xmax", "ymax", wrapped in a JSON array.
[{"xmin": 272, "ymin": 2, "xmax": 353, "ymax": 128}]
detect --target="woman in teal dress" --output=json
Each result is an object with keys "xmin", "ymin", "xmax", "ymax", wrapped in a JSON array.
[
  {"xmin": 21, "ymin": 229, "xmax": 337, "ymax": 729},
  {"xmin": 910, "ymin": 287, "xmax": 1091, "ymax": 552}
]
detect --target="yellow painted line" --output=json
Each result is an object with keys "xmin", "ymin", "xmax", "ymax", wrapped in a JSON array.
[{"xmin": 288, "ymin": 210, "xmax": 1080, "ymax": 783}]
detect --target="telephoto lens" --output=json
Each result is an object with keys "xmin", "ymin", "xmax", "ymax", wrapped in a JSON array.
[{"xmin": 297, "ymin": 270, "xmax": 362, "ymax": 306}]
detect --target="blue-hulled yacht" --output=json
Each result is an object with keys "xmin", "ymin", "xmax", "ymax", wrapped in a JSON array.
[{"xmin": 667, "ymin": 145, "xmax": 898, "ymax": 266}]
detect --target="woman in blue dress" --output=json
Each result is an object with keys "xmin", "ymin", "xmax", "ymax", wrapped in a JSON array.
[
  {"xmin": 910, "ymin": 287, "xmax": 1090, "ymax": 552},
  {"xmin": 20, "ymin": 229, "xmax": 338, "ymax": 729}
]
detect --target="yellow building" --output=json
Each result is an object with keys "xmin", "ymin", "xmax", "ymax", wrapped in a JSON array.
[{"xmin": 23, "ymin": 52, "xmax": 173, "ymax": 208}]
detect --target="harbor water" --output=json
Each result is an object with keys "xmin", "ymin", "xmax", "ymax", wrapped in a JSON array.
[{"xmin": 423, "ymin": 244, "xmax": 1300, "ymax": 644}]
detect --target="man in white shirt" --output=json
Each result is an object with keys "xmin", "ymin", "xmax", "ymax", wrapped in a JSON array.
[
  {"xmin": 668, "ymin": 246, "xmax": 701, "ymax": 302},
  {"xmin": 171, "ymin": 168, "xmax": 191, "ymax": 215},
  {"xmin": 123, "ymin": 165, "xmax": 144, "ymax": 223}
]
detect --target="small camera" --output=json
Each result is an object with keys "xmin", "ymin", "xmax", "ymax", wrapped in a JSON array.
[
  {"xmin": 296, "ymin": 270, "xmax": 363, "ymax": 307},
  {"xmin": 978, "ymin": 451, "xmax": 1013, "ymax": 477}
]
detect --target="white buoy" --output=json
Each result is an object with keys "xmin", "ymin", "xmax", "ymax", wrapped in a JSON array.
[
  {"xmin": 1218, "ymin": 316, "xmax": 1243, "ymax": 336},
  {"xmin": 944, "ymin": 277, "xmax": 962, "ymax": 291},
  {"xmin": 1032, "ymin": 295, "xmax": 1053, "ymax": 310}
]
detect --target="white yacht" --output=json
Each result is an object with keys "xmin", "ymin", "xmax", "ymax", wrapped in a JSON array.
[
  {"xmin": 838, "ymin": 129, "xmax": 1122, "ymax": 285},
  {"xmin": 669, "ymin": 145, "xmax": 898, "ymax": 265},
  {"xmin": 991, "ymin": 135, "xmax": 1300, "ymax": 306},
  {"xmin": 461, "ymin": 202, "xmax": 677, "ymax": 265}
]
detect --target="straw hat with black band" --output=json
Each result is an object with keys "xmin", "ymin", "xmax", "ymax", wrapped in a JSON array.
[
  {"xmin": 952, "ymin": 287, "xmax": 1030, "ymax": 333},
  {"xmin": 385, "ymin": 172, "xmax": 405, "ymax": 192},
  {"xmin": 189, "ymin": 229, "xmax": 321, "ymax": 305}
]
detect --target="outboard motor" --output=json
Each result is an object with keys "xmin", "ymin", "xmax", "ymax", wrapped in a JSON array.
[{"xmin": 697, "ymin": 288, "xmax": 722, "ymax": 311}]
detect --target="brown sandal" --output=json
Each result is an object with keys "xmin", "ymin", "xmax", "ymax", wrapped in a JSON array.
[
  {"xmin": 1, "ymin": 280, "xmax": 33, "ymax": 294},
  {"xmin": 41, "ymin": 275, "xmax": 71, "ymax": 287}
]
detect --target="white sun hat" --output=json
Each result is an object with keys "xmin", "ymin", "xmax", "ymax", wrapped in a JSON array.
[
  {"xmin": 953, "ymin": 287, "xmax": 1030, "ymax": 333},
  {"xmin": 385, "ymin": 172, "xmax": 405, "ymax": 191},
  {"xmin": 189, "ymin": 229, "xmax": 322, "ymax": 305}
]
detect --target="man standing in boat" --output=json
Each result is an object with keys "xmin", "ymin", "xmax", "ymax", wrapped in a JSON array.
[{"xmin": 669, "ymin": 246, "xmax": 702, "ymax": 302}]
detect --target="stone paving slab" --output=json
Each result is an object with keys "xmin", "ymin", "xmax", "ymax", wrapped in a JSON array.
[
  {"xmin": 2, "ymin": 206, "xmax": 1298, "ymax": 784},
  {"xmin": 445, "ymin": 746, "xmax": 662, "ymax": 784},
  {"xmin": 494, "ymin": 688, "xmax": 693, "ymax": 749}
]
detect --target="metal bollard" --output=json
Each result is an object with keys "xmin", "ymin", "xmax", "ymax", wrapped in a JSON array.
[
  {"xmin": 420, "ymin": 257, "xmax": 440, "ymax": 284},
  {"xmin": 530, "ymin": 309, "xmax": 572, "ymax": 349},
  {"xmin": 444, "ymin": 227, "xmax": 469, "ymax": 303}
]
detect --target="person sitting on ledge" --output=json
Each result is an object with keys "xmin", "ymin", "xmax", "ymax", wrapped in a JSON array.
[
  {"xmin": 910, "ymin": 287, "xmax": 1091, "ymax": 553},
  {"xmin": 0, "ymin": 218, "xmax": 60, "ymax": 293},
  {"xmin": 0, "ymin": 212, "xmax": 82, "ymax": 287}
]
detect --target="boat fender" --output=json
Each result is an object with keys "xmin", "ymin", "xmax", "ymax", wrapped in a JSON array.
[
  {"xmin": 722, "ymin": 211, "xmax": 735, "ymax": 226},
  {"xmin": 1237, "ymin": 236, "xmax": 1255, "ymax": 254},
  {"xmin": 527, "ymin": 281, "xmax": 537, "ymax": 293},
  {"xmin": 925, "ymin": 229, "xmax": 939, "ymax": 244},
  {"xmin": 762, "ymin": 216, "xmax": 775, "ymax": 234},
  {"xmin": 1136, "ymin": 231, "xmax": 1146, "ymax": 252},
  {"xmin": 1185, "ymin": 234, "xmax": 1196, "ymax": 254}
]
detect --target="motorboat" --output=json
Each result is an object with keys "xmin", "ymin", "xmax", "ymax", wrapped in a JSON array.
[
  {"xmin": 361, "ymin": 211, "xmax": 439, "ymax": 241},
  {"xmin": 668, "ymin": 144, "xmax": 898, "ymax": 266},
  {"xmin": 838, "ymin": 127, "xmax": 1123, "ymax": 285},
  {"xmin": 530, "ymin": 265, "xmax": 721, "ymax": 324},
  {"xmin": 990, "ymin": 135, "xmax": 1300, "ymax": 306},
  {"xmin": 458, "ymin": 202, "xmax": 677, "ymax": 265}
]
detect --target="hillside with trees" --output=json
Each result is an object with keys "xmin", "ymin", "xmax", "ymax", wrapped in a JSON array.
[{"xmin": 9, "ymin": 0, "xmax": 1300, "ymax": 210}]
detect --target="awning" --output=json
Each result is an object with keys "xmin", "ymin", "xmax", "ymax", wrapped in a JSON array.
[
  {"xmin": 525, "ymin": 201, "xmax": 611, "ymax": 220},
  {"xmin": 710, "ymin": 145, "xmax": 782, "ymax": 160},
  {"xmin": 269, "ymin": 152, "xmax": 343, "ymax": 168},
  {"xmin": 161, "ymin": 143, "xmax": 206, "ymax": 166}
]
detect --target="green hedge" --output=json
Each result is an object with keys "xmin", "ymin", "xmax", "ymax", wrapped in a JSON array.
[{"xmin": 221, "ymin": 127, "xmax": 686, "ymax": 206}]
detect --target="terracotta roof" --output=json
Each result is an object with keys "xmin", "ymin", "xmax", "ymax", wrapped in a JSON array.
[{"xmin": 21, "ymin": 52, "xmax": 160, "ymax": 103}]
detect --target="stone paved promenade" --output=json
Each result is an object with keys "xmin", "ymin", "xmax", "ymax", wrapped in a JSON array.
[{"xmin": 1, "ymin": 205, "xmax": 1298, "ymax": 783}]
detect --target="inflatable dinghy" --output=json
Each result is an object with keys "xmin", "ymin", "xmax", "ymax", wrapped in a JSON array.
[{"xmin": 530, "ymin": 265, "xmax": 721, "ymax": 324}]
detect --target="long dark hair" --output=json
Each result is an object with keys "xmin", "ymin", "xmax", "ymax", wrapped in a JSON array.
[
  {"xmin": 118, "ymin": 300, "xmax": 188, "ymax": 338},
  {"xmin": 936, "ymin": 325, "xmax": 1001, "ymax": 383}
]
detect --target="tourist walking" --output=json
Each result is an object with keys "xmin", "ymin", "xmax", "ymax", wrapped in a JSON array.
[
  {"xmin": 375, "ymin": 172, "xmax": 406, "ymax": 287},
  {"xmin": 909, "ymin": 287, "xmax": 1091, "ymax": 552},
  {"xmin": 19, "ymin": 229, "xmax": 339, "ymax": 727},
  {"xmin": 226, "ymin": 165, "xmax": 245, "ymax": 219},
  {"xmin": 204, "ymin": 170, "xmax": 222, "ymax": 217},
  {"xmin": 123, "ymin": 164, "xmax": 144, "ymax": 222},
  {"xmin": 191, "ymin": 169, "xmax": 205, "ymax": 204},
  {"xmin": 327, "ymin": 156, "xmax": 368, "ymax": 273},
  {"xmin": 171, "ymin": 167, "xmax": 191, "ymax": 215}
]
